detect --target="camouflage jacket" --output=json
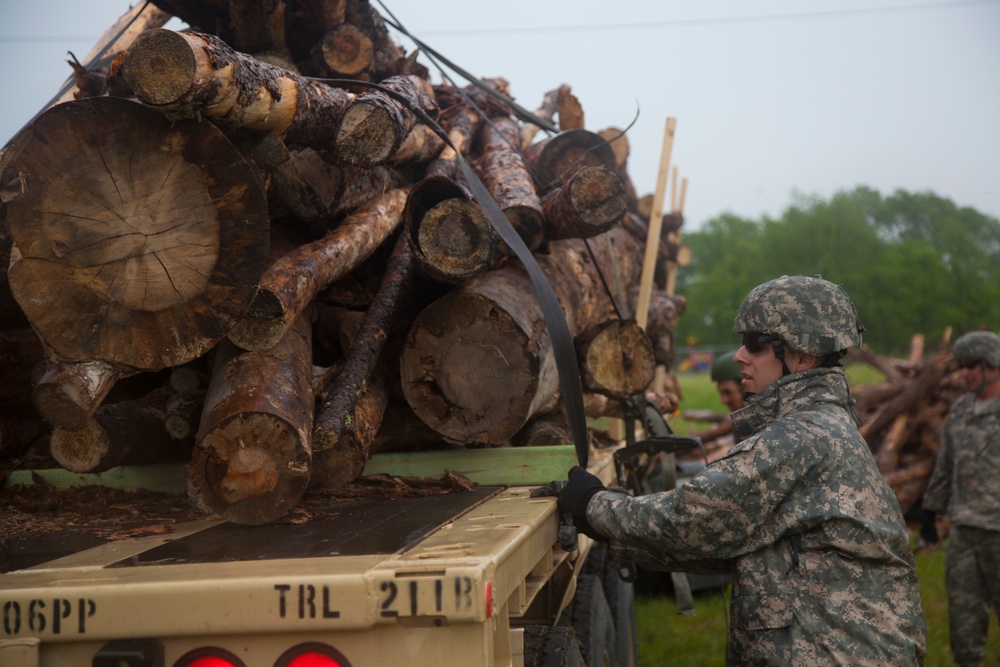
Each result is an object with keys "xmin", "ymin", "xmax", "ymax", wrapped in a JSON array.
[
  {"xmin": 922, "ymin": 391, "xmax": 1000, "ymax": 531},
  {"xmin": 589, "ymin": 368, "xmax": 927, "ymax": 665}
]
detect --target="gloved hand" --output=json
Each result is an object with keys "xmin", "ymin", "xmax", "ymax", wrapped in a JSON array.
[
  {"xmin": 557, "ymin": 466, "xmax": 607, "ymax": 540},
  {"xmin": 530, "ymin": 480, "xmax": 562, "ymax": 498},
  {"xmin": 920, "ymin": 509, "xmax": 939, "ymax": 545}
]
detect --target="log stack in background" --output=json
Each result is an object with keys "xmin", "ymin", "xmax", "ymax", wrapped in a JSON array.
[
  {"xmin": 0, "ymin": 0, "xmax": 688, "ymax": 524},
  {"xmin": 848, "ymin": 333, "xmax": 966, "ymax": 518}
]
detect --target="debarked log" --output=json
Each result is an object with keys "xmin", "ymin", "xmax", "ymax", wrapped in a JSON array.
[
  {"xmin": 229, "ymin": 186, "xmax": 410, "ymax": 351},
  {"xmin": 188, "ymin": 312, "xmax": 314, "ymax": 525}
]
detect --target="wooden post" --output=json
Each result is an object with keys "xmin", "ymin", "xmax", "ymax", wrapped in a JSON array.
[{"xmin": 634, "ymin": 117, "xmax": 676, "ymax": 331}]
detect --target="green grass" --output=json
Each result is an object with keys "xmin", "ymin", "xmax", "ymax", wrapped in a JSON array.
[{"xmin": 636, "ymin": 368, "xmax": 1000, "ymax": 666}]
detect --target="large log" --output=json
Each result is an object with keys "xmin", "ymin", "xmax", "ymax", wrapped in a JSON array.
[
  {"xmin": 524, "ymin": 128, "xmax": 617, "ymax": 194},
  {"xmin": 400, "ymin": 223, "xmax": 645, "ymax": 444},
  {"xmin": 188, "ymin": 312, "xmax": 315, "ymax": 525},
  {"xmin": 229, "ymin": 187, "xmax": 410, "ymax": 351},
  {"xmin": 2, "ymin": 96, "xmax": 270, "ymax": 371},
  {"xmin": 117, "ymin": 28, "xmax": 354, "ymax": 147}
]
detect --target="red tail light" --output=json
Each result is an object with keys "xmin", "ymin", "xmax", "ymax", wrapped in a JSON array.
[
  {"xmin": 173, "ymin": 648, "xmax": 245, "ymax": 667},
  {"xmin": 274, "ymin": 643, "xmax": 350, "ymax": 667}
]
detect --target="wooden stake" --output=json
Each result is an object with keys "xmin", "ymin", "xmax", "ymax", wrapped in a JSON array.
[{"xmin": 635, "ymin": 117, "xmax": 676, "ymax": 331}]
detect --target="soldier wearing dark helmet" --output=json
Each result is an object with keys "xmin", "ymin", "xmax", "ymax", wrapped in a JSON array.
[
  {"xmin": 552, "ymin": 276, "xmax": 927, "ymax": 665},
  {"xmin": 921, "ymin": 330, "xmax": 1000, "ymax": 667}
]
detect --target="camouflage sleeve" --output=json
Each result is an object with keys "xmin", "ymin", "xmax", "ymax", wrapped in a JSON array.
[
  {"xmin": 587, "ymin": 433, "xmax": 803, "ymax": 561},
  {"xmin": 921, "ymin": 412, "xmax": 955, "ymax": 514}
]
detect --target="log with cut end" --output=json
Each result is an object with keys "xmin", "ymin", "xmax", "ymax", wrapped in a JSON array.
[
  {"xmin": 285, "ymin": 0, "xmax": 348, "ymax": 67},
  {"xmin": 32, "ymin": 357, "xmax": 135, "ymax": 432},
  {"xmin": 540, "ymin": 164, "xmax": 627, "ymax": 240},
  {"xmin": 189, "ymin": 313, "xmax": 315, "ymax": 525},
  {"xmin": 576, "ymin": 318, "xmax": 655, "ymax": 400},
  {"xmin": 2, "ymin": 96, "xmax": 270, "ymax": 371},
  {"xmin": 478, "ymin": 116, "xmax": 546, "ymax": 251},
  {"xmin": 401, "ymin": 224, "xmax": 644, "ymax": 444},
  {"xmin": 403, "ymin": 177, "xmax": 497, "ymax": 283},
  {"xmin": 49, "ymin": 387, "xmax": 192, "ymax": 473},
  {"xmin": 118, "ymin": 28, "xmax": 353, "ymax": 147},
  {"xmin": 229, "ymin": 186, "xmax": 409, "ymax": 351},
  {"xmin": 333, "ymin": 75, "xmax": 438, "ymax": 168},
  {"xmin": 524, "ymin": 128, "xmax": 618, "ymax": 194},
  {"xmin": 312, "ymin": 22, "xmax": 373, "ymax": 78}
]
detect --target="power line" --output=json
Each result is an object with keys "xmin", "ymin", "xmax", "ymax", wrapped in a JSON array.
[{"xmin": 409, "ymin": 0, "xmax": 999, "ymax": 38}]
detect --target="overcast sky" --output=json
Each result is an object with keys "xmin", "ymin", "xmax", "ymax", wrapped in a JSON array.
[{"xmin": 2, "ymin": 0, "xmax": 998, "ymax": 230}]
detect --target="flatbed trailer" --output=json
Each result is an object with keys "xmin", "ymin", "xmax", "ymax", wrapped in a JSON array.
[{"xmin": 0, "ymin": 446, "xmax": 636, "ymax": 667}]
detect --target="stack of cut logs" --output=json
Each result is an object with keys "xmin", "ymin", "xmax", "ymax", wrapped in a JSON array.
[
  {"xmin": 0, "ymin": 0, "xmax": 687, "ymax": 524},
  {"xmin": 848, "ymin": 333, "xmax": 966, "ymax": 519}
]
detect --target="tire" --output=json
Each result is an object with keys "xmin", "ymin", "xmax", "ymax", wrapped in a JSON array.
[
  {"xmin": 560, "ymin": 573, "xmax": 617, "ymax": 666},
  {"xmin": 523, "ymin": 625, "xmax": 587, "ymax": 667},
  {"xmin": 584, "ymin": 545, "xmax": 639, "ymax": 667}
]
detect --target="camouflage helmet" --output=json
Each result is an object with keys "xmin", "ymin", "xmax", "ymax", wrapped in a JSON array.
[
  {"xmin": 710, "ymin": 351, "xmax": 743, "ymax": 382},
  {"xmin": 953, "ymin": 331, "xmax": 1000, "ymax": 368},
  {"xmin": 733, "ymin": 276, "xmax": 865, "ymax": 355}
]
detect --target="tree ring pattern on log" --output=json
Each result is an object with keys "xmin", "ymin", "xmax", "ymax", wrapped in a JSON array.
[{"xmin": 4, "ymin": 97, "xmax": 270, "ymax": 370}]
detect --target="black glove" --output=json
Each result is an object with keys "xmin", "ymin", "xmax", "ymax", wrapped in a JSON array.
[
  {"xmin": 920, "ymin": 509, "xmax": 939, "ymax": 545},
  {"xmin": 557, "ymin": 466, "xmax": 607, "ymax": 540},
  {"xmin": 530, "ymin": 480, "xmax": 562, "ymax": 498}
]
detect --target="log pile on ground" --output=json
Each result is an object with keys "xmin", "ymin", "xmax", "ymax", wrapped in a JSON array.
[
  {"xmin": 848, "ymin": 333, "xmax": 966, "ymax": 518},
  {"xmin": 0, "ymin": 0, "xmax": 688, "ymax": 524}
]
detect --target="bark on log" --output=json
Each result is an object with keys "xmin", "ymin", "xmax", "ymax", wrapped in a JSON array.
[
  {"xmin": 49, "ymin": 387, "xmax": 192, "ymax": 473},
  {"xmin": 400, "ymin": 223, "xmax": 644, "ymax": 444},
  {"xmin": 189, "ymin": 312, "xmax": 315, "ymax": 525},
  {"xmin": 403, "ymin": 177, "xmax": 497, "ymax": 283},
  {"xmin": 164, "ymin": 390, "xmax": 205, "ymax": 441},
  {"xmin": 520, "ymin": 86, "xmax": 563, "ymax": 150},
  {"xmin": 313, "ymin": 233, "xmax": 416, "ymax": 452},
  {"xmin": 540, "ymin": 164, "xmax": 627, "ymax": 240},
  {"xmin": 576, "ymin": 318, "xmax": 655, "ymax": 400},
  {"xmin": 229, "ymin": 186, "xmax": 410, "ymax": 351},
  {"xmin": 268, "ymin": 148, "xmax": 407, "ymax": 224},
  {"xmin": 478, "ymin": 116, "xmax": 546, "ymax": 251},
  {"xmin": 333, "ymin": 75, "xmax": 437, "ymax": 167},
  {"xmin": 524, "ymin": 128, "xmax": 617, "ymax": 194},
  {"xmin": 425, "ymin": 105, "xmax": 482, "ymax": 181},
  {"xmin": 2, "ymin": 96, "xmax": 270, "ymax": 371},
  {"xmin": 118, "ymin": 28, "xmax": 354, "ymax": 147}
]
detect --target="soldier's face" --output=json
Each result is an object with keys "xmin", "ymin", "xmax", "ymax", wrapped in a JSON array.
[
  {"xmin": 734, "ymin": 342, "xmax": 784, "ymax": 394},
  {"xmin": 717, "ymin": 379, "xmax": 745, "ymax": 412}
]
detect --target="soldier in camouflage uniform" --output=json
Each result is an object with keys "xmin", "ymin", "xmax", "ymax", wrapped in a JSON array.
[
  {"xmin": 921, "ymin": 330, "xmax": 1000, "ymax": 667},
  {"xmin": 556, "ymin": 276, "xmax": 927, "ymax": 665}
]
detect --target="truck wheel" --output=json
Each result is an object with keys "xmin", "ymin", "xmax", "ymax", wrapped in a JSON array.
[
  {"xmin": 561, "ymin": 573, "xmax": 616, "ymax": 666},
  {"xmin": 523, "ymin": 625, "xmax": 587, "ymax": 667},
  {"xmin": 584, "ymin": 545, "xmax": 639, "ymax": 667}
]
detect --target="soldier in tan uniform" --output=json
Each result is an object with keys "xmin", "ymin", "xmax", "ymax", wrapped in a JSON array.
[
  {"xmin": 556, "ymin": 276, "xmax": 927, "ymax": 665},
  {"xmin": 921, "ymin": 330, "xmax": 1000, "ymax": 667}
]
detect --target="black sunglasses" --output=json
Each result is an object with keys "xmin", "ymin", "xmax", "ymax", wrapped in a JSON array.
[
  {"xmin": 742, "ymin": 332, "xmax": 782, "ymax": 354},
  {"xmin": 957, "ymin": 359, "xmax": 981, "ymax": 370}
]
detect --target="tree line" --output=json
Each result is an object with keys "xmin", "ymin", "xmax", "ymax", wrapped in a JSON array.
[{"xmin": 672, "ymin": 187, "xmax": 1000, "ymax": 357}]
